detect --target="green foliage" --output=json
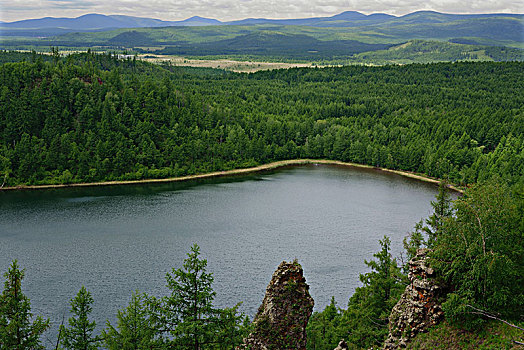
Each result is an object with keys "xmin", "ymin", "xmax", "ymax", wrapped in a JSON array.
[
  {"xmin": 102, "ymin": 291, "xmax": 156, "ymax": 350},
  {"xmin": 155, "ymin": 32, "xmax": 392, "ymax": 60},
  {"xmin": 425, "ymin": 182, "xmax": 453, "ymax": 247},
  {"xmin": 343, "ymin": 236, "xmax": 407, "ymax": 348},
  {"xmin": 307, "ymin": 236, "xmax": 407, "ymax": 349},
  {"xmin": 146, "ymin": 243, "xmax": 245, "ymax": 349},
  {"xmin": 306, "ymin": 297, "xmax": 345, "ymax": 350},
  {"xmin": 432, "ymin": 180, "xmax": 524, "ymax": 327},
  {"xmin": 0, "ymin": 260, "xmax": 49, "ymax": 349},
  {"xmin": 403, "ymin": 181, "xmax": 453, "ymax": 264},
  {"xmin": 0, "ymin": 52, "xmax": 522, "ymax": 188},
  {"xmin": 351, "ymin": 40, "xmax": 524, "ymax": 64},
  {"xmin": 403, "ymin": 220, "xmax": 426, "ymax": 265},
  {"xmin": 60, "ymin": 286, "xmax": 100, "ymax": 350},
  {"xmin": 214, "ymin": 307, "xmax": 249, "ymax": 349},
  {"xmin": 406, "ymin": 320, "xmax": 524, "ymax": 349}
]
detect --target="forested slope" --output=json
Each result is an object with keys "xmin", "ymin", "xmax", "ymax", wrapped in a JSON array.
[{"xmin": 0, "ymin": 51, "xmax": 522, "ymax": 187}]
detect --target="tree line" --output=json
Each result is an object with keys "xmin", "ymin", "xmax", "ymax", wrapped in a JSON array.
[
  {"xmin": 0, "ymin": 244, "xmax": 249, "ymax": 349},
  {"xmin": 0, "ymin": 51, "xmax": 522, "ymax": 188}
]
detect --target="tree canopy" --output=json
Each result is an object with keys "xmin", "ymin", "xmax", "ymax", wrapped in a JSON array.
[
  {"xmin": 0, "ymin": 52, "xmax": 522, "ymax": 188},
  {"xmin": 0, "ymin": 260, "xmax": 49, "ymax": 350}
]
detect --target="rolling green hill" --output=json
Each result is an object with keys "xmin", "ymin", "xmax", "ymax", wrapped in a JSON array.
[
  {"xmin": 1, "ymin": 12, "xmax": 522, "ymax": 64},
  {"xmin": 154, "ymin": 32, "xmax": 393, "ymax": 59},
  {"xmin": 349, "ymin": 40, "xmax": 524, "ymax": 64}
]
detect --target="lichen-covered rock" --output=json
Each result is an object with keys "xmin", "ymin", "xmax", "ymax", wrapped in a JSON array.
[
  {"xmin": 383, "ymin": 249, "xmax": 444, "ymax": 349},
  {"xmin": 240, "ymin": 260, "xmax": 314, "ymax": 350},
  {"xmin": 334, "ymin": 339, "xmax": 348, "ymax": 350}
]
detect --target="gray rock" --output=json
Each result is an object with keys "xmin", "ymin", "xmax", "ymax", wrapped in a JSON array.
[
  {"xmin": 334, "ymin": 339, "xmax": 349, "ymax": 350},
  {"xmin": 239, "ymin": 260, "xmax": 314, "ymax": 350},
  {"xmin": 383, "ymin": 249, "xmax": 444, "ymax": 349}
]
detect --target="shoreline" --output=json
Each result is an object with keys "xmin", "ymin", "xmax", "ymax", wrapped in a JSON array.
[{"xmin": 0, "ymin": 159, "xmax": 463, "ymax": 193}]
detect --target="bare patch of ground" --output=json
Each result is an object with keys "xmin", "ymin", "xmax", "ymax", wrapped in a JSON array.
[{"xmin": 139, "ymin": 54, "xmax": 318, "ymax": 72}]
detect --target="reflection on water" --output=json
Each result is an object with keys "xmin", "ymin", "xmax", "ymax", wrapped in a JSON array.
[{"xmin": 0, "ymin": 164, "xmax": 453, "ymax": 347}]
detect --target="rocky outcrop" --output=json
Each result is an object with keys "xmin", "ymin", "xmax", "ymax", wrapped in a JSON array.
[
  {"xmin": 384, "ymin": 249, "xmax": 444, "ymax": 349},
  {"xmin": 240, "ymin": 260, "xmax": 314, "ymax": 350},
  {"xmin": 333, "ymin": 339, "xmax": 348, "ymax": 350}
]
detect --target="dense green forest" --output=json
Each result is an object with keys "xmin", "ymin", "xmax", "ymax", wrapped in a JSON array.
[
  {"xmin": 349, "ymin": 40, "xmax": 524, "ymax": 64},
  {"xmin": 0, "ymin": 51, "xmax": 522, "ymax": 188}
]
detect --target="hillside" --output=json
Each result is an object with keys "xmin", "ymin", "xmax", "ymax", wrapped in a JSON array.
[
  {"xmin": 1, "ymin": 11, "xmax": 522, "ymax": 63},
  {"xmin": 0, "ymin": 51, "xmax": 522, "ymax": 188},
  {"xmin": 1, "ymin": 10, "xmax": 522, "ymax": 33},
  {"xmin": 349, "ymin": 40, "xmax": 524, "ymax": 64}
]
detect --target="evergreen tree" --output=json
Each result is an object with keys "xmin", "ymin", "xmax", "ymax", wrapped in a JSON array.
[
  {"xmin": 432, "ymin": 180, "xmax": 524, "ymax": 327},
  {"xmin": 60, "ymin": 286, "xmax": 100, "ymax": 350},
  {"xmin": 214, "ymin": 305, "xmax": 248, "ymax": 350},
  {"xmin": 403, "ymin": 181, "xmax": 453, "ymax": 263},
  {"xmin": 147, "ymin": 243, "xmax": 244, "ymax": 349},
  {"xmin": 425, "ymin": 181, "xmax": 453, "ymax": 247},
  {"xmin": 102, "ymin": 291, "xmax": 156, "ymax": 350},
  {"xmin": 341, "ymin": 236, "xmax": 406, "ymax": 348},
  {"xmin": 0, "ymin": 260, "xmax": 49, "ymax": 350},
  {"xmin": 402, "ymin": 220, "xmax": 425, "ymax": 265},
  {"xmin": 306, "ymin": 297, "xmax": 342, "ymax": 350},
  {"xmin": 306, "ymin": 237, "xmax": 406, "ymax": 350}
]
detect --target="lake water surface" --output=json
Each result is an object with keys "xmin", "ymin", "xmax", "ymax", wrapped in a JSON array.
[{"xmin": 0, "ymin": 164, "xmax": 449, "ymax": 346}]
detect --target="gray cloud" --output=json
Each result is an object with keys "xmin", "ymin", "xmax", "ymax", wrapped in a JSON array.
[{"xmin": 1, "ymin": 0, "xmax": 522, "ymax": 22}]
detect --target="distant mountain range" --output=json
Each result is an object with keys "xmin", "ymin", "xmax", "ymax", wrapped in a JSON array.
[
  {"xmin": 1, "ymin": 10, "xmax": 522, "ymax": 62},
  {"xmin": 1, "ymin": 11, "xmax": 522, "ymax": 35},
  {"xmin": 0, "ymin": 14, "xmax": 221, "ymax": 33}
]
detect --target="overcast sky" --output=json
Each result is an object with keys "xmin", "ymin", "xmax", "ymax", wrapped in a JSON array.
[{"xmin": 1, "ymin": 0, "xmax": 523, "ymax": 22}]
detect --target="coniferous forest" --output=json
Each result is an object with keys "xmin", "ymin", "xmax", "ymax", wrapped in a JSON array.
[
  {"xmin": 0, "ymin": 51, "xmax": 523, "ymax": 349},
  {"xmin": 0, "ymin": 51, "xmax": 522, "ymax": 188}
]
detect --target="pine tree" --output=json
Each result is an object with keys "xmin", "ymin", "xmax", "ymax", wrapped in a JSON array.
[
  {"xmin": 403, "ymin": 181, "xmax": 453, "ymax": 263},
  {"xmin": 102, "ymin": 291, "xmax": 156, "ymax": 350},
  {"xmin": 342, "ymin": 236, "xmax": 406, "ymax": 348},
  {"xmin": 60, "ymin": 286, "xmax": 100, "ymax": 350},
  {"xmin": 306, "ymin": 297, "xmax": 342, "ymax": 350},
  {"xmin": 147, "ymin": 243, "xmax": 244, "ymax": 349},
  {"xmin": 0, "ymin": 260, "xmax": 49, "ymax": 350},
  {"xmin": 425, "ymin": 181, "xmax": 453, "ymax": 247}
]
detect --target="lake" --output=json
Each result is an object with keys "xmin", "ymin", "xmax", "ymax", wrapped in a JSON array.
[{"xmin": 0, "ymin": 164, "xmax": 451, "ymax": 346}]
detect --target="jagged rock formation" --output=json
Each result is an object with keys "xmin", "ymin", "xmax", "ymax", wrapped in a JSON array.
[
  {"xmin": 240, "ymin": 260, "xmax": 314, "ymax": 350},
  {"xmin": 384, "ymin": 249, "xmax": 444, "ymax": 349}
]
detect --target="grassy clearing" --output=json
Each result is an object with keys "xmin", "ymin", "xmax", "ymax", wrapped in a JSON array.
[
  {"xmin": 139, "ymin": 54, "xmax": 316, "ymax": 72},
  {"xmin": 408, "ymin": 321, "xmax": 524, "ymax": 350}
]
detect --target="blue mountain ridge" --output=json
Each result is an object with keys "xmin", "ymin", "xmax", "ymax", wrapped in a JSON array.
[{"xmin": 2, "ymin": 11, "xmax": 521, "ymax": 31}]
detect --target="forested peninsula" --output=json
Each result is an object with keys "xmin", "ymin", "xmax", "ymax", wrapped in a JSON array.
[{"xmin": 0, "ymin": 51, "xmax": 522, "ymax": 189}]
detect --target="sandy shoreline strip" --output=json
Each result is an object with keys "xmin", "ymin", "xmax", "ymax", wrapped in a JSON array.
[{"xmin": 0, "ymin": 159, "xmax": 463, "ymax": 193}]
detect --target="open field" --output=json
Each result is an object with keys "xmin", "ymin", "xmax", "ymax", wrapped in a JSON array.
[{"xmin": 139, "ymin": 55, "xmax": 318, "ymax": 72}]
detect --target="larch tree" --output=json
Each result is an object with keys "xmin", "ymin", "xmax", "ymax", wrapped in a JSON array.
[
  {"xmin": 102, "ymin": 291, "xmax": 156, "ymax": 350},
  {"xmin": 146, "ymin": 243, "xmax": 244, "ymax": 349},
  {"xmin": 60, "ymin": 286, "xmax": 100, "ymax": 350},
  {"xmin": 0, "ymin": 260, "xmax": 49, "ymax": 350}
]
